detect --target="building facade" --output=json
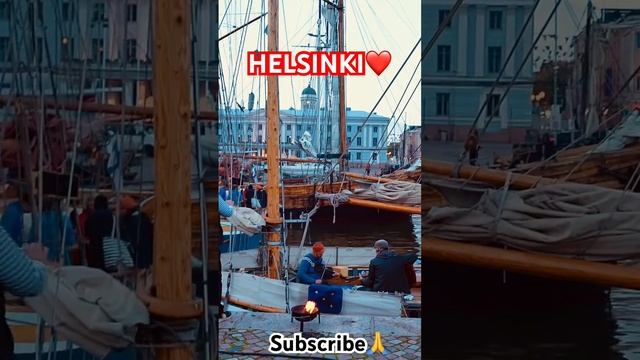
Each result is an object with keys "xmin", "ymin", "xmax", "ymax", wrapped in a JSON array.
[
  {"xmin": 219, "ymin": 86, "xmax": 391, "ymax": 164},
  {"xmin": 0, "ymin": 0, "xmax": 217, "ymax": 107},
  {"xmin": 422, "ymin": 0, "xmax": 535, "ymax": 143},
  {"xmin": 400, "ymin": 125, "xmax": 421, "ymax": 165},
  {"xmin": 570, "ymin": 10, "xmax": 640, "ymax": 133}
]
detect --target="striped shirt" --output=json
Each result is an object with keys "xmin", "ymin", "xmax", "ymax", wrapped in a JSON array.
[{"xmin": 0, "ymin": 226, "xmax": 46, "ymax": 297}]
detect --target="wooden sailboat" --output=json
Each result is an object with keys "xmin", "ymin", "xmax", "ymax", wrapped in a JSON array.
[{"xmin": 220, "ymin": 0, "xmax": 420, "ymax": 317}]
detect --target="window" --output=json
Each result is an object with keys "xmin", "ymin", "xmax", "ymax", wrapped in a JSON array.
[
  {"xmin": 127, "ymin": 4, "xmax": 137, "ymax": 22},
  {"xmin": 439, "ymin": 10, "xmax": 450, "ymax": 27},
  {"xmin": 0, "ymin": 37, "xmax": 9, "ymax": 62},
  {"xmin": 605, "ymin": 68, "xmax": 613, "ymax": 97},
  {"xmin": 373, "ymin": 138, "xmax": 378, "ymax": 146},
  {"xmin": 0, "ymin": 2, "xmax": 10, "ymax": 21},
  {"xmin": 286, "ymin": 136, "xmax": 291, "ymax": 142},
  {"xmin": 347, "ymin": 125, "xmax": 352, "ymax": 132},
  {"xmin": 286, "ymin": 124, "xmax": 291, "ymax": 131},
  {"xmin": 35, "ymin": 37, "xmax": 42, "ymax": 63},
  {"xmin": 437, "ymin": 45, "xmax": 451, "ymax": 72},
  {"xmin": 327, "ymin": 124, "xmax": 331, "ymax": 133},
  {"xmin": 372, "ymin": 153, "xmax": 377, "ymax": 160},
  {"xmin": 486, "ymin": 94, "xmax": 500, "ymax": 117},
  {"xmin": 356, "ymin": 137, "xmax": 362, "ymax": 146},
  {"xmin": 61, "ymin": 37, "xmax": 74, "ymax": 61},
  {"xmin": 489, "ymin": 11, "xmax": 502, "ymax": 30},
  {"xmin": 28, "ymin": 1, "xmax": 43, "ymax": 22},
  {"xmin": 93, "ymin": 2, "xmax": 106, "ymax": 22},
  {"xmin": 62, "ymin": 2, "xmax": 74, "ymax": 21},
  {"xmin": 258, "ymin": 124, "xmax": 263, "ymax": 130},
  {"xmin": 357, "ymin": 126, "xmax": 362, "ymax": 132},
  {"xmin": 356, "ymin": 152, "xmax": 361, "ymax": 160},
  {"xmin": 307, "ymin": 126, "xmax": 312, "ymax": 131},
  {"xmin": 373, "ymin": 127, "xmax": 378, "ymax": 133},
  {"xmin": 297, "ymin": 124, "xmax": 302, "ymax": 132},
  {"xmin": 436, "ymin": 93, "xmax": 450, "ymax": 116},
  {"xmin": 92, "ymin": 38, "xmax": 103, "ymax": 61},
  {"xmin": 488, "ymin": 46, "xmax": 502, "ymax": 73},
  {"xmin": 327, "ymin": 136, "xmax": 331, "ymax": 144},
  {"xmin": 347, "ymin": 137, "xmax": 351, "ymax": 143},
  {"xmin": 258, "ymin": 135, "xmax": 263, "ymax": 143},
  {"xmin": 126, "ymin": 38, "xmax": 137, "ymax": 62}
]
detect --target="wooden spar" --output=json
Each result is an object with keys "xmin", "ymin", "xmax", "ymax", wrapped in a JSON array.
[
  {"xmin": 242, "ymin": 155, "xmax": 325, "ymax": 163},
  {"xmin": 425, "ymin": 237, "xmax": 640, "ymax": 290},
  {"xmin": 0, "ymin": 96, "xmax": 217, "ymax": 120},
  {"xmin": 343, "ymin": 197, "xmax": 420, "ymax": 215},
  {"xmin": 343, "ymin": 171, "xmax": 416, "ymax": 185},
  {"xmin": 338, "ymin": 0, "xmax": 347, "ymax": 172},
  {"xmin": 424, "ymin": 160, "xmax": 557, "ymax": 189},
  {"xmin": 265, "ymin": 0, "xmax": 282, "ymax": 280},
  {"xmin": 154, "ymin": 0, "xmax": 192, "ymax": 357}
]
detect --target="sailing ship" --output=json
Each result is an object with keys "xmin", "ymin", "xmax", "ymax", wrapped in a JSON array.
[
  {"xmin": 217, "ymin": 0, "xmax": 421, "ymax": 318},
  {"xmin": 4, "ymin": 0, "xmax": 219, "ymax": 358},
  {"xmin": 424, "ymin": 0, "xmax": 640, "ymax": 318}
]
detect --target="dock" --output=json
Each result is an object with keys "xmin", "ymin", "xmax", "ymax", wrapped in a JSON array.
[{"xmin": 219, "ymin": 313, "xmax": 421, "ymax": 359}]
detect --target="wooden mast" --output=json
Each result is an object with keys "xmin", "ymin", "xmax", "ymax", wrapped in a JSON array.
[
  {"xmin": 266, "ymin": 0, "xmax": 283, "ymax": 279},
  {"xmin": 154, "ymin": 0, "xmax": 193, "ymax": 358},
  {"xmin": 338, "ymin": 0, "xmax": 347, "ymax": 172}
]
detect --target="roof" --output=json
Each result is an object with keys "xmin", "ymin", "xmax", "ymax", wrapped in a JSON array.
[{"xmin": 301, "ymin": 85, "xmax": 316, "ymax": 96}]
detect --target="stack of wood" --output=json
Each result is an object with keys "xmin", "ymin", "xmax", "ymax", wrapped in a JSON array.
[
  {"xmin": 512, "ymin": 143, "xmax": 640, "ymax": 190},
  {"xmin": 382, "ymin": 169, "xmax": 420, "ymax": 182}
]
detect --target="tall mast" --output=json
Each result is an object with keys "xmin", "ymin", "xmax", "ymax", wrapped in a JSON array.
[
  {"xmin": 580, "ymin": 1, "xmax": 592, "ymax": 133},
  {"xmin": 266, "ymin": 0, "xmax": 282, "ymax": 279},
  {"xmin": 153, "ymin": 0, "xmax": 193, "ymax": 358},
  {"xmin": 338, "ymin": 0, "xmax": 347, "ymax": 172}
]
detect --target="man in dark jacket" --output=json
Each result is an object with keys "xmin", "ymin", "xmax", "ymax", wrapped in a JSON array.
[
  {"xmin": 119, "ymin": 196, "xmax": 153, "ymax": 269},
  {"xmin": 360, "ymin": 239, "xmax": 418, "ymax": 294},
  {"xmin": 85, "ymin": 195, "xmax": 113, "ymax": 270}
]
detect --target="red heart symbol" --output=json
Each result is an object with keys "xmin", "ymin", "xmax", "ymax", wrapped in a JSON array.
[{"xmin": 366, "ymin": 51, "xmax": 391, "ymax": 76}]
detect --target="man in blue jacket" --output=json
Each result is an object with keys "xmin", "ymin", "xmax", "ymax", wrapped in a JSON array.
[{"xmin": 297, "ymin": 242, "xmax": 328, "ymax": 285}]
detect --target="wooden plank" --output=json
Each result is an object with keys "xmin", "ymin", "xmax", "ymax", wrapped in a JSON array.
[
  {"xmin": 343, "ymin": 197, "xmax": 420, "ymax": 214},
  {"xmin": 425, "ymin": 237, "xmax": 640, "ymax": 290},
  {"xmin": 424, "ymin": 160, "xmax": 557, "ymax": 189},
  {"xmin": 154, "ymin": 0, "xmax": 193, "ymax": 357}
]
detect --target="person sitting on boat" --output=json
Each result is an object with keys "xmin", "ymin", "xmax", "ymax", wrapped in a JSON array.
[
  {"xmin": 297, "ymin": 242, "xmax": 332, "ymax": 285},
  {"xmin": 360, "ymin": 239, "xmax": 418, "ymax": 294},
  {"xmin": 230, "ymin": 185, "xmax": 242, "ymax": 206},
  {"xmin": 0, "ymin": 228, "xmax": 54, "ymax": 358}
]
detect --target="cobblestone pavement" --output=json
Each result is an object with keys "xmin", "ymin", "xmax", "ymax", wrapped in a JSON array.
[
  {"xmin": 219, "ymin": 313, "xmax": 421, "ymax": 359},
  {"xmin": 219, "ymin": 328, "xmax": 421, "ymax": 359}
]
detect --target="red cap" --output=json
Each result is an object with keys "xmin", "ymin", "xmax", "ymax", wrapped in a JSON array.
[{"xmin": 312, "ymin": 242, "xmax": 324, "ymax": 253}]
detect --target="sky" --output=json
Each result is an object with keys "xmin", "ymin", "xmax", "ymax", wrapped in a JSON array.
[
  {"xmin": 218, "ymin": 0, "xmax": 421, "ymax": 140},
  {"xmin": 535, "ymin": 0, "xmax": 640, "ymax": 65}
]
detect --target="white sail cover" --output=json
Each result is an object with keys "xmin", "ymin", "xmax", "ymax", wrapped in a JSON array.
[
  {"xmin": 426, "ymin": 183, "xmax": 640, "ymax": 261},
  {"xmin": 222, "ymin": 272, "xmax": 403, "ymax": 317}
]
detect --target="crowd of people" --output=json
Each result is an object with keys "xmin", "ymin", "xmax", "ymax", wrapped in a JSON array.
[{"xmin": 218, "ymin": 180, "xmax": 267, "ymax": 213}]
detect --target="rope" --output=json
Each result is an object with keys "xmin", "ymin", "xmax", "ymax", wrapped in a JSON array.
[
  {"xmin": 292, "ymin": 203, "xmax": 320, "ymax": 268},
  {"xmin": 315, "ymin": 192, "xmax": 349, "ymax": 224}
]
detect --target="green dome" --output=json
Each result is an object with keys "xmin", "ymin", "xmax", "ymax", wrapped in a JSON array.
[{"xmin": 302, "ymin": 85, "xmax": 316, "ymax": 96}]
